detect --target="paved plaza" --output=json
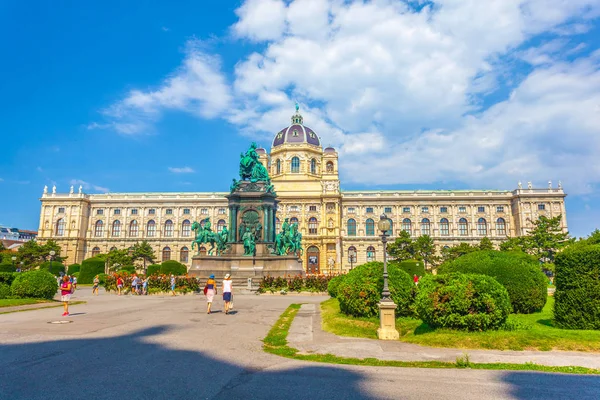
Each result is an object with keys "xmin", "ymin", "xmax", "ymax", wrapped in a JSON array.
[{"xmin": 1, "ymin": 288, "xmax": 600, "ymax": 400}]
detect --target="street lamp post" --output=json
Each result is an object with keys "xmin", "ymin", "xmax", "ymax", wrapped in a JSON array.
[
  {"xmin": 376, "ymin": 214, "xmax": 399, "ymax": 340},
  {"xmin": 49, "ymin": 251, "xmax": 56, "ymax": 274},
  {"xmin": 348, "ymin": 248, "xmax": 356, "ymax": 270}
]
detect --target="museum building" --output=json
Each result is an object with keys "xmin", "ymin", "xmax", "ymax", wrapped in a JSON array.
[{"xmin": 37, "ymin": 108, "xmax": 568, "ymax": 273}]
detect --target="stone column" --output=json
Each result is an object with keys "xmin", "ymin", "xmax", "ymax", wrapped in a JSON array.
[
  {"xmin": 229, "ymin": 206, "xmax": 238, "ymax": 242},
  {"xmin": 377, "ymin": 302, "xmax": 399, "ymax": 340}
]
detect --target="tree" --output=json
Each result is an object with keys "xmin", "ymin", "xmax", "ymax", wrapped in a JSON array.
[
  {"xmin": 106, "ymin": 248, "xmax": 133, "ymax": 271},
  {"xmin": 386, "ymin": 231, "xmax": 415, "ymax": 262},
  {"xmin": 527, "ymin": 215, "xmax": 571, "ymax": 262},
  {"xmin": 499, "ymin": 236, "xmax": 528, "ymax": 253},
  {"xmin": 413, "ymin": 235, "xmax": 439, "ymax": 270},
  {"xmin": 131, "ymin": 241, "xmax": 155, "ymax": 271},
  {"xmin": 16, "ymin": 239, "xmax": 63, "ymax": 269},
  {"xmin": 478, "ymin": 237, "xmax": 494, "ymax": 251},
  {"xmin": 441, "ymin": 242, "xmax": 477, "ymax": 263}
]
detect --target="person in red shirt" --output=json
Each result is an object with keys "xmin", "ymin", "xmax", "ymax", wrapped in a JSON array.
[
  {"xmin": 116, "ymin": 276, "xmax": 124, "ymax": 296},
  {"xmin": 413, "ymin": 274, "xmax": 419, "ymax": 286},
  {"xmin": 60, "ymin": 276, "xmax": 72, "ymax": 316}
]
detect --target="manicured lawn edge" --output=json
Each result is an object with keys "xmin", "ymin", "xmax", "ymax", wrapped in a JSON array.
[
  {"xmin": 0, "ymin": 301, "xmax": 86, "ymax": 314},
  {"xmin": 263, "ymin": 304, "xmax": 600, "ymax": 375},
  {"xmin": 0, "ymin": 298, "xmax": 54, "ymax": 308}
]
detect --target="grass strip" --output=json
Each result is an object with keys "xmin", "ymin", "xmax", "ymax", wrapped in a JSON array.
[
  {"xmin": 263, "ymin": 304, "xmax": 600, "ymax": 375},
  {"xmin": 0, "ymin": 301, "xmax": 86, "ymax": 314}
]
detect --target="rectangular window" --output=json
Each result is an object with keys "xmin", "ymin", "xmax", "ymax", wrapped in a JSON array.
[
  {"xmin": 440, "ymin": 207, "xmax": 448, "ymax": 213},
  {"xmin": 201, "ymin": 208, "xmax": 208, "ymax": 215},
  {"xmin": 458, "ymin": 206, "xmax": 466, "ymax": 213},
  {"xmin": 402, "ymin": 207, "xmax": 410, "ymax": 213},
  {"xmin": 538, "ymin": 204, "xmax": 546, "ymax": 210},
  {"xmin": 421, "ymin": 206, "xmax": 429, "ymax": 213},
  {"xmin": 496, "ymin": 206, "xmax": 504, "ymax": 213},
  {"xmin": 478, "ymin": 206, "xmax": 485, "ymax": 213},
  {"xmin": 366, "ymin": 207, "xmax": 374, "ymax": 213},
  {"xmin": 384, "ymin": 207, "xmax": 392, "ymax": 214},
  {"xmin": 166, "ymin": 209, "xmax": 173, "ymax": 215},
  {"xmin": 58, "ymin": 207, "xmax": 65, "ymax": 213},
  {"xmin": 218, "ymin": 208, "xmax": 226, "ymax": 214},
  {"xmin": 131, "ymin": 209, "xmax": 138, "ymax": 215},
  {"xmin": 183, "ymin": 208, "xmax": 190, "ymax": 215},
  {"xmin": 148, "ymin": 209, "xmax": 156, "ymax": 215},
  {"xmin": 290, "ymin": 205, "xmax": 299, "ymax": 212},
  {"xmin": 347, "ymin": 207, "xmax": 356, "ymax": 214},
  {"xmin": 309, "ymin": 205, "xmax": 317, "ymax": 212},
  {"xmin": 114, "ymin": 209, "xmax": 121, "ymax": 215},
  {"xmin": 96, "ymin": 209, "xmax": 104, "ymax": 215}
]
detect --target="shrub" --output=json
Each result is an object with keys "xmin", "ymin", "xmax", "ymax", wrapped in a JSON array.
[
  {"xmin": 554, "ymin": 245, "xmax": 600, "ymax": 329},
  {"xmin": 0, "ymin": 263, "xmax": 16, "ymax": 272},
  {"xmin": 11, "ymin": 270, "xmax": 58, "ymax": 299},
  {"xmin": 160, "ymin": 260, "xmax": 187, "ymax": 276},
  {"xmin": 394, "ymin": 259, "xmax": 425, "ymax": 277},
  {"xmin": 0, "ymin": 283, "xmax": 11, "ymax": 299},
  {"xmin": 0, "ymin": 272, "xmax": 16, "ymax": 285},
  {"xmin": 40, "ymin": 261, "xmax": 66, "ymax": 276},
  {"xmin": 119, "ymin": 265, "xmax": 136, "ymax": 274},
  {"xmin": 67, "ymin": 263, "xmax": 81, "ymax": 275},
  {"xmin": 415, "ymin": 273, "xmax": 511, "ymax": 331},
  {"xmin": 79, "ymin": 257, "xmax": 106, "ymax": 284},
  {"xmin": 97, "ymin": 273, "xmax": 108, "ymax": 285},
  {"xmin": 327, "ymin": 274, "xmax": 346, "ymax": 298},
  {"xmin": 438, "ymin": 250, "xmax": 547, "ymax": 313},
  {"xmin": 147, "ymin": 264, "xmax": 161, "ymax": 276},
  {"xmin": 337, "ymin": 262, "xmax": 413, "ymax": 318},
  {"xmin": 72, "ymin": 272, "xmax": 80, "ymax": 280}
]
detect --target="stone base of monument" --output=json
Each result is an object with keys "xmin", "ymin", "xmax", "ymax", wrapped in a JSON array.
[{"xmin": 189, "ymin": 244, "xmax": 304, "ymax": 289}]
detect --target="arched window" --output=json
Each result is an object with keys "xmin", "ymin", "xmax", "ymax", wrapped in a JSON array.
[
  {"xmin": 347, "ymin": 219, "xmax": 357, "ymax": 236},
  {"xmin": 308, "ymin": 217, "xmax": 318, "ymax": 235},
  {"xmin": 55, "ymin": 218, "xmax": 65, "ymax": 236},
  {"xmin": 276, "ymin": 218, "xmax": 281, "ymax": 232},
  {"xmin": 458, "ymin": 218, "xmax": 468, "ymax": 236},
  {"xmin": 164, "ymin": 220, "xmax": 173, "ymax": 237},
  {"xmin": 365, "ymin": 218, "xmax": 375, "ymax": 236},
  {"xmin": 290, "ymin": 217, "xmax": 299, "ymax": 225},
  {"xmin": 92, "ymin": 246, "xmax": 100, "ymax": 257},
  {"xmin": 402, "ymin": 218, "xmax": 412, "ymax": 235},
  {"xmin": 348, "ymin": 246, "xmax": 357, "ymax": 263},
  {"xmin": 181, "ymin": 220, "xmax": 191, "ymax": 237},
  {"xmin": 477, "ymin": 218, "xmax": 487, "ymax": 236},
  {"xmin": 147, "ymin": 220, "xmax": 156, "ymax": 237},
  {"xmin": 112, "ymin": 220, "xmax": 121, "ymax": 237},
  {"xmin": 421, "ymin": 218, "xmax": 431, "ymax": 236},
  {"xmin": 94, "ymin": 220, "xmax": 104, "ymax": 237},
  {"xmin": 162, "ymin": 246, "xmax": 171, "ymax": 261},
  {"xmin": 276, "ymin": 159, "xmax": 281, "ymax": 174},
  {"xmin": 496, "ymin": 218, "xmax": 506, "ymax": 236},
  {"xmin": 310, "ymin": 158, "xmax": 316, "ymax": 174},
  {"xmin": 366, "ymin": 246, "xmax": 376, "ymax": 262},
  {"xmin": 291, "ymin": 157, "xmax": 300, "ymax": 173},
  {"xmin": 109, "ymin": 246, "xmax": 117, "ymax": 252},
  {"xmin": 326, "ymin": 161, "xmax": 334, "ymax": 172},
  {"xmin": 129, "ymin": 220, "xmax": 138, "ymax": 237},
  {"xmin": 440, "ymin": 218, "xmax": 449, "ymax": 236},
  {"xmin": 217, "ymin": 219, "xmax": 226, "ymax": 233},
  {"xmin": 180, "ymin": 247, "xmax": 189, "ymax": 263},
  {"xmin": 199, "ymin": 246, "xmax": 207, "ymax": 256}
]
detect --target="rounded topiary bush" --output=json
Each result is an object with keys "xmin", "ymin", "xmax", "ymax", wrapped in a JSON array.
[
  {"xmin": 147, "ymin": 264, "xmax": 161, "ymax": 276},
  {"xmin": 327, "ymin": 274, "xmax": 346, "ymax": 298},
  {"xmin": 160, "ymin": 260, "xmax": 187, "ymax": 276},
  {"xmin": 438, "ymin": 250, "xmax": 547, "ymax": 313},
  {"xmin": 79, "ymin": 257, "xmax": 106, "ymax": 284},
  {"xmin": 416, "ymin": 273, "xmax": 511, "ymax": 331},
  {"xmin": 67, "ymin": 263, "xmax": 81, "ymax": 275},
  {"xmin": 11, "ymin": 270, "xmax": 58, "ymax": 299},
  {"xmin": 394, "ymin": 259, "xmax": 425, "ymax": 278},
  {"xmin": 554, "ymin": 245, "xmax": 600, "ymax": 329},
  {"xmin": 119, "ymin": 265, "xmax": 136, "ymax": 274},
  {"xmin": 337, "ymin": 262, "xmax": 413, "ymax": 318},
  {"xmin": 40, "ymin": 261, "xmax": 66, "ymax": 276},
  {"xmin": 0, "ymin": 283, "xmax": 11, "ymax": 299},
  {"xmin": 0, "ymin": 263, "xmax": 16, "ymax": 272}
]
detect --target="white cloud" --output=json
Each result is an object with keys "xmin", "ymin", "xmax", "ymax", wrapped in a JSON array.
[
  {"xmin": 70, "ymin": 179, "xmax": 110, "ymax": 193},
  {"xmin": 168, "ymin": 167, "xmax": 195, "ymax": 174},
  {"xmin": 232, "ymin": 0, "xmax": 287, "ymax": 41}
]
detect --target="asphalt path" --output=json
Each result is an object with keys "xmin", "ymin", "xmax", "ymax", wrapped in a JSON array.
[{"xmin": 1, "ymin": 287, "xmax": 599, "ymax": 400}]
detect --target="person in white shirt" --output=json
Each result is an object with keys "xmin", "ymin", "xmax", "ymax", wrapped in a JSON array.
[{"xmin": 222, "ymin": 274, "xmax": 233, "ymax": 315}]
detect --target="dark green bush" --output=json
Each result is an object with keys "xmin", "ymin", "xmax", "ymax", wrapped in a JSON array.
[
  {"xmin": 394, "ymin": 259, "xmax": 425, "ymax": 277},
  {"xmin": 40, "ymin": 261, "xmax": 66, "ymax": 276},
  {"xmin": 415, "ymin": 273, "xmax": 511, "ymax": 331},
  {"xmin": 147, "ymin": 264, "xmax": 161, "ymax": 276},
  {"xmin": 327, "ymin": 274, "xmax": 346, "ymax": 298},
  {"xmin": 160, "ymin": 260, "xmax": 187, "ymax": 276},
  {"xmin": 79, "ymin": 257, "xmax": 106, "ymax": 284},
  {"xmin": 0, "ymin": 283, "xmax": 11, "ymax": 299},
  {"xmin": 0, "ymin": 272, "xmax": 16, "ymax": 285},
  {"xmin": 337, "ymin": 262, "xmax": 413, "ymax": 318},
  {"xmin": 119, "ymin": 265, "xmax": 136, "ymax": 274},
  {"xmin": 0, "ymin": 263, "xmax": 16, "ymax": 272},
  {"xmin": 67, "ymin": 263, "xmax": 81, "ymax": 275},
  {"xmin": 438, "ymin": 250, "xmax": 547, "ymax": 313},
  {"xmin": 11, "ymin": 270, "xmax": 58, "ymax": 299},
  {"xmin": 97, "ymin": 273, "xmax": 108, "ymax": 286},
  {"xmin": 554, "ymin": 245, "xmax": 600, "ymax": 329}
]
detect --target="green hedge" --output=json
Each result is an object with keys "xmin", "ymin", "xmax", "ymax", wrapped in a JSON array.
[
  {"xmin": 40, "ymin": 261, "xmax": 66, "ymax": 276},
  {"xmin": 0, "ymin": 283, "xmax": 11, "ymax": 299},
  {"xmin": 0, "ymin": 263, "xmax": 16, "ymax": 273},
  {"xmin": 0, "ymin": 272, "xmax": 16, "ymax": 285},
  {"xmin": 337, "ymin": 262, "xmax": 413, "ymax": 318},
  {"xmin": 415, "ymin": 273, "xmax": 511, "ymax": 331},
  {"xmin": 72, "ymin": 272, "xmax": 80, "ymax": 280},
  {"xmin": 327, "ymin": 274, "xmax": 346, "ymax": 298},
  {"xmin": 119, "ymin": 265, "xmax": 136, "ymax": 274},
  {"xmin": 67, "ymin": 263, "xmax": 81, "ymax": 275},
  {"xmin": 160, "ymin": 260, "xmax": 187, "ymax": 276},
  {"xmin": 147, "ymin": 264, "xmax": 161, "ymax": 276},
  {"xmin": 554, "ymin": 245, "xmax": 600, "ymax": 329},
  {"xmin": 438, "ymin": 250, "xmax": 547, "ymax": 313},
  {"xmin": 79, "ymin": 257, "xmax": 106, "ymax": 284},
  {"xmin": 11, "ymin": 270, "xmax": 58, "ymax": 299},
  {"xmin": 394, "ymin": 259, "xmax": 425, "ymax": 277}
]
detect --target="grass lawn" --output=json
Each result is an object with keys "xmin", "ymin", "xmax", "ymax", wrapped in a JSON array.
[
  {"xmin": 321, "ymin": 297, "xmax": 600, "ymax": 352},
  {"xmin": 0, "ymin": 298, "xmax": 54, "ymax": 308}
]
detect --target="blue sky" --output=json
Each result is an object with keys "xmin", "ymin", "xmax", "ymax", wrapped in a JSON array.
[{"xmin": 1, "ymin": 0, "xmax": 599, "ymax": 238}]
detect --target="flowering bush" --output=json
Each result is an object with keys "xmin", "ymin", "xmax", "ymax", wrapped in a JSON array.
[
  {"xmin": 257, "ymin": 274, "xmax": 338, "ymax": 294},
  {"xmin": 104, "ymin": 273, "xmax": 200, "ymax": 294}
]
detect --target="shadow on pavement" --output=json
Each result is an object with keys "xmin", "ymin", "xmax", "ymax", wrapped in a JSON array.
[
  {"xmin": 501, "ymin": 371, "xmax": 600, "ymax": 399},
  {"xmin": 0, "ymin": 325, "xmax": 374, "ymax": 400}
]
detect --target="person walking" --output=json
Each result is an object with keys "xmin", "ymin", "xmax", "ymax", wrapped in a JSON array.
[
  {"xmin": 222, "ymin": 274, "xmax": 233, "ymax": 315},
  {"xmin": 413, "ymin": 274, "xmax": 419, "ymax": 286},
  {"xmin": 204, "ymin": 274, "xmax": 217, "ymax": 314},
  {"xmin": 131, "ymin": 275, "xmax": 139, "ymax": 295},
  {"xmin": 72, "ymin": 275, "xmax": 77, "ymax": 291},
  {"xmin": 142, "ymin": 276, "xmax": 149, "ymax": 295},
  {"xmin": 170, "ymin": 275, "xmax": 176, "ymax": 296},
  {"xmin": 116, "ymin": 276, "xmax": 124, "ymax": 296},
  {"xmin": 92, "ymin": 275, "xmax": 100, "ymax": 296},
  {"xmin": 60, "ymin": 276, "xmax": 72, "ymax": 316}
]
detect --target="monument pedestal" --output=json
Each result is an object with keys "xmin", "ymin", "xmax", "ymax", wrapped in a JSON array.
[{"xmin": 377, "ymin": 301, "xmax": 400, "ymax": 340}]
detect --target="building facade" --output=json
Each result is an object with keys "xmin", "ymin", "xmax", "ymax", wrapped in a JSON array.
[{"xmin": 37, "ymin": 109, "xmax": 568, "ymax": 273}]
